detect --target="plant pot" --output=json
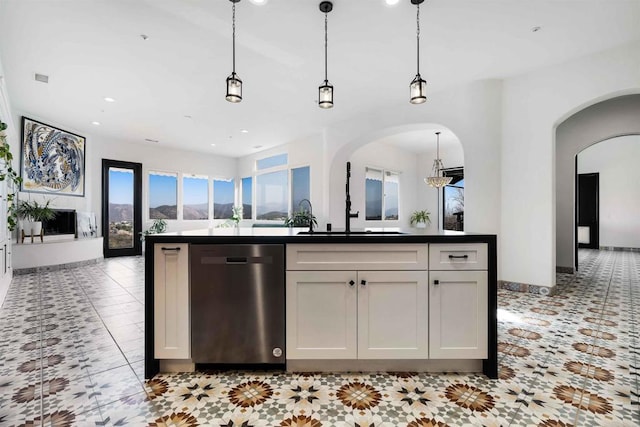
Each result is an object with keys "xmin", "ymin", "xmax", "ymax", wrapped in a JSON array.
[
  {"xmin": 415, "ymin": 222, "xmax": 427, "ymax": 229},
  {"xmin": 31, "ymin": 221, "xmax": 43, "ymax": 236}
]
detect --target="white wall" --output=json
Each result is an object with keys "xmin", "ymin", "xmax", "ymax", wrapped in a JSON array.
[
  {"xmin": 501, "ymin": 41, "xmax": 640, "ymax": 287},
  {"xmin": 555, "ymin": 95, "xmax": 640, "ymax": 269},
  {"xmin": 577, "ymin": 135, "xmax": 640, "ymax": 249},
  {"xmin": 11, "ymin": 110, "xmax": 238, "ymax": 236}
]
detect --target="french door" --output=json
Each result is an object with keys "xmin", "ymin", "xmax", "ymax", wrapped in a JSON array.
[{"xmin": 102, "ymin": 159, "xmax": 142, "ymax": 257}]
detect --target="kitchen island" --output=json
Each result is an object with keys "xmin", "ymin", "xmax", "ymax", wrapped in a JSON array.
[{"xmin": 145, "ymin": 228, "xmax": 498, "ymax": 379}]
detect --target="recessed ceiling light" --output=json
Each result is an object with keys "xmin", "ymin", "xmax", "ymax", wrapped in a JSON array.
[
  {"xmin": 210, "ymin": 143, "xmax": 216, "ymax": 147},
  {"xmin": 385, "ymin": 0, "xmax": 400, "ymax": 6},
  {"xmin": 531, "ymin": 26, "xmax": 541, "ymax": 32},
  {"xmin": 91, "ymin": 121, "xmax": 101, "ymax": 126},
  {"xmin": 104, "ymin": 97, "xmax": 116, "ymax": 102},
  {"xmin": 249, "ymin": 0, "xmax": 268, "ymax": 5},
  {"xmin": 240, "ymin": 129, "xmax": 249, "ymax": 133},
  {"xmin": 145, "ymin": 138, "xmax": 159, "ymax": 143}
]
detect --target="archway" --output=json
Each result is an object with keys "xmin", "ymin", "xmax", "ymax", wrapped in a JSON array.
[
  {"xmin": 327, "ymin": 123, "xmax": 464, "ymax": 232},
  {"xmin": 555, "ymin": 94, "xmax": 640, "ymax": 272}
]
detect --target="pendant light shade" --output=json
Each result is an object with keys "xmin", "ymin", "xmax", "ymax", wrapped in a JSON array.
[
  {"xmin": 318, "ymin": 1, "xmax": 333, "ymax": 109},
  {"xmin": 226, "ymin": 0, "xmax": 242, "ymax": 103},
  {"xmin": 410, "ymin": 0, "xmax": 427, "ymax": 104},
  {"xmin": 425, "ymin": 132, "xmax": 452, "ymax": 188}
]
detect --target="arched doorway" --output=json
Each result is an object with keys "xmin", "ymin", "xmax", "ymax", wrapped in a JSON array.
[{"xmin": 555, "ymin": 95, "xmax": 640, "ymax": 272}]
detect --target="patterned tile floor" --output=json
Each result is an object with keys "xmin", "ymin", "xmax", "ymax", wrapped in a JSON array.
[{"xmin": 0, "ymin": 249, "xmax": 638, "ymax": 426}]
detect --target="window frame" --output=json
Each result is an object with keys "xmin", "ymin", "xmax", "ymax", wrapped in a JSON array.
[
  {"xmin": 148, "ymin": 169, "xmax": 179, "ymax": 221},
  {"xmin": 365, "ymin": 165, "xmax": 400, "ymax": 222}
]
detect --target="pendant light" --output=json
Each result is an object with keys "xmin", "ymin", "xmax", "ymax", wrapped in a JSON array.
[
  {"xmin": 318, "ymin": 1, "xmax": 334, "ymax": 109},
  {"xmin": 410, "ymin": 0, "xmax": 426, "ymax": 104},
  {"xmin": 226, "ymin": 0, "xmax": 242, "ymax": 103},
  {"xmin": 425, "ymin": 132, "xmax": 452, "ymax": 187}
]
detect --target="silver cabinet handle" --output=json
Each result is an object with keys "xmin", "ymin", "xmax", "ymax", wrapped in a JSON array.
[{"xmin": 449, "ymin": 254, "xmax": 468, "ymax": 259}]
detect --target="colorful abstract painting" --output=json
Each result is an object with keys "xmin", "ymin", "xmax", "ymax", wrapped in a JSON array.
[{"xmin": 21, "ymin": 117, "xmax": 85, "ymax": 197}]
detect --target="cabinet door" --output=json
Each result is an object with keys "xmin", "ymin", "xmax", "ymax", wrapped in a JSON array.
[
  {"xmin": 357, "ymin": 271, "xmax": 428, "ymax": 359},
  {"xmin": 286, "ymin": 271, "xmax": 357, "ymax": 359},
  {"xmin": 429, "ymin": 270, "xmax": 488, "ymax": 359},
  {"xmin": 154, "ymin": 243, "xmax": 190, "ymax": 359}
]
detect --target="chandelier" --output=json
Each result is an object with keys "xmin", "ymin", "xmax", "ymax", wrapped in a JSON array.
[
  {"xmin": 225, "ymin": 0, "xmax": 242, "ymax": 103},
  {"xmin": 318, "ymin": 1, "xmax": 334, "ymax": 109},
  {"xmin": 424, "ymin": 131, "xmax": 452, "ymax": 187},
  {"xmin": 409, "ymin": 0, "xmax": 426, "ymax": 104}
]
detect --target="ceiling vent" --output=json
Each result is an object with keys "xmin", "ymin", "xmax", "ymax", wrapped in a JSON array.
[{"xmin": 34, "ymin": 73, "xmax": 49, "ymax": 83}]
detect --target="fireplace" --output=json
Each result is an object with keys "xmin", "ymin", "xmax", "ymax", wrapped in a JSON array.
[{"xmin": 43, "ymin": 209, "xmax": 77, "ymax": 237}]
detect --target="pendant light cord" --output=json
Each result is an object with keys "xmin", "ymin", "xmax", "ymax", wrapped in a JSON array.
[
  {"xmin": 324, "ymin": 12, "xmax": 328, "ymax": 82},
  {"xmin": 232, "ymin": 2, "xmax": 236, "ymax": 74},
  {"xmin": 416, "ymin": 2, "xmax": 420, "ymax": 75}
]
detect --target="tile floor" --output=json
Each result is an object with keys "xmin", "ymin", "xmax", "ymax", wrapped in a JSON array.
[{"xmin": 0, "ymin": 249, "xmax": 638, "ymax": 426}]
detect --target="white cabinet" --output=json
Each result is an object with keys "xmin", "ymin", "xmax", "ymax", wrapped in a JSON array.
[
  {"xmin": 358, "ymin": 271, "xmax": 428, "ymax": 359},
  {"xmin": 154, "ymin": 243, "xmax": 190, "ymax": 359},
  {"xmin": 429, "ymin": 244, "xmax": 488, "ymax": 359},
  {"xmin": 286, "ymin": 271, "xmax": 357, "ymax": 359},
  {"xmin": 286, "ymin": 244, "xmax": 429, "ymax": 361}
]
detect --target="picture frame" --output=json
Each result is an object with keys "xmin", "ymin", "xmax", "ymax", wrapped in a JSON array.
[{"xmin": 20, "ymin": 117, "xmax": 85, "ymax": 197}]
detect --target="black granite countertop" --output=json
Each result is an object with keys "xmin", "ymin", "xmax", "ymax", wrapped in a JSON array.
[{"xmin": 145, "ymin": 227, "xmax": 496, "ymax": 245}]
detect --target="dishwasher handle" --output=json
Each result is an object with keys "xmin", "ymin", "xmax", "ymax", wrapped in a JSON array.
[
  {"xmin": 199, "ymin": 255, "xmax": 274, "ymax": 265},
  {"xmin": 226, "ymin": 257, "xmax": 248, "ymax": 264}
]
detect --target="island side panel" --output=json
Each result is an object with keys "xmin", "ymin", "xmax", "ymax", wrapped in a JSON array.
[
  {"xmin": 483, "ymin": 235, "xmax": 498, "ymax": 379},
  {"xmin": 145, "ymin": 241, "xmax": 159, "ymax": 379}
]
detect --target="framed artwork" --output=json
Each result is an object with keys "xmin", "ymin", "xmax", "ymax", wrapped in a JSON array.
[
  {"xmin": 20, "ymin": 117, "xmax": 85, "ymax": 197},
  {"xmin": 76, "ymin": 211, "xmax": 97, "ymax": 238}
]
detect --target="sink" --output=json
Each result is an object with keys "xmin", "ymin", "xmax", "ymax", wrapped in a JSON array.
[{"xmin": 297, "ymin": 231, "xmax": 405, "ymax": 235}]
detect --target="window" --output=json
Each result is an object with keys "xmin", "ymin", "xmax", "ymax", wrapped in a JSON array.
[
  {"xmin": 149, "ymin": 171, "xmax": 177, "ymax": 219},
  {"xmin": 241, "ymin": 177, "xmax": 252, "ymax": 219},
  {"xmin": 365, "ymin": 167, "xmax": 399, "ymax": 221},
  {"xmin": 182, "ymin": 175, "xmax": 209, "ymax": 220},
  {"xmin": 256, "ymin": 170, "xmax": 288, "ymax": 220},
  {"xmin": 443, "ymin": 168, "xmax": 464, "ymax": 231},
  {"xmin": 256, "ymin": 153, "xmax": 287, "ymax": 170},
  {"xmin": 291, "ymin": 166, "xmax": 310, "ymax": 209},
  {"xmin": 213, "ymin": 178, "xmax": 234, "ymax": 219}
]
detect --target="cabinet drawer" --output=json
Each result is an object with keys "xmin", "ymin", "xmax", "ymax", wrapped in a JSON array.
[
  {"xmin": 429, "ymin": 243, "xmax": 487, "ymax": 271},
  {"xmin": 286, "ymin": 244, "xmax": 428, "ymax": 271}
]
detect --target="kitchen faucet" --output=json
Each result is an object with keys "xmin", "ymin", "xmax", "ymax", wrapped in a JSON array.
[
  {"xmin": 345, "ymin": 162, "xmax": 359, "ymax": 233},
  {"xmin": 298, "ymin": 198, "xmax": 314, "ymax": 233}
]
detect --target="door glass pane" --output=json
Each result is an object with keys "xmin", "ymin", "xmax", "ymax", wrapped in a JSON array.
[
  {"xmin": 213, "ymin": 179, "xmax": 234, "ymax": 219},
  {"xmin": 242, "ymin": 177, "xmax": 252, "ymax": 219},
  {"xmin": 183, "ymin": 175, "xmax": 209, "ymax": 220},
  {"xmin": 291, "ymin": 166, "xmax": 310, "ymax": 209},
  {"xmin": 384, "ymin": 171, "xmax": 399, "ymax": 220},
  {"xmin": 149, "ymin": 171, "xmax": 177, "ymax": 219},
  {"xmin": 365, "ymin": 167, "xmax": 383, "ymax": 220},
  {"xmin": 108, "ymin": 167, "xmax": 134, "ymax": 249},
  {"xmin": 256, "ymin": 170, "xmax": 288, "ymax": 220}
]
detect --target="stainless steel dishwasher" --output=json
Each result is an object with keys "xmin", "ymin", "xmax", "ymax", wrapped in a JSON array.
[{"xmin": 190, "ymin": 244, "xmax": 285, "ymax": 365}]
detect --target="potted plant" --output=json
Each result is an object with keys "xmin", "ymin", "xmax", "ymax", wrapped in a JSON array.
[
  {"xmin": 284, "ymin": 208, "xmax": 317, "ymax": 228},
  {"xmin": 0, "ymin": 119, "xmax": 23, "ymax": 231},
  {"xmin": 140, "ymin": 218, "xmax": 168, "ymax": 242},
  {"xmin": 410, "ymin": 210, "xmax": 431, "ymax": 229},
  {"xmin": 16, "ymin": 199, "xmax": 57, "ymax": 237}
]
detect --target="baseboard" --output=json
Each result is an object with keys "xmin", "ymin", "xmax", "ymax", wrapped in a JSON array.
[
  {"xmin": 498, "ymin": 280, "xmax": 554, "ymax": 296},
  {"xmin": 599, "ymin": 246, "xmax": 640, "ymax": 252},
  {"xmin": 556, "ymin": 266, "xmax": 574, "ymax": 274},
  {"xmin": 14, "ymin": 258, "xmax": 101, "ymax": 275}
]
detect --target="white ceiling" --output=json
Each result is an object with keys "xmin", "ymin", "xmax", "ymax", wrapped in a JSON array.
[{"xmin": 0, "ymin": 0, "xmax": 638, "ymax": 157}]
